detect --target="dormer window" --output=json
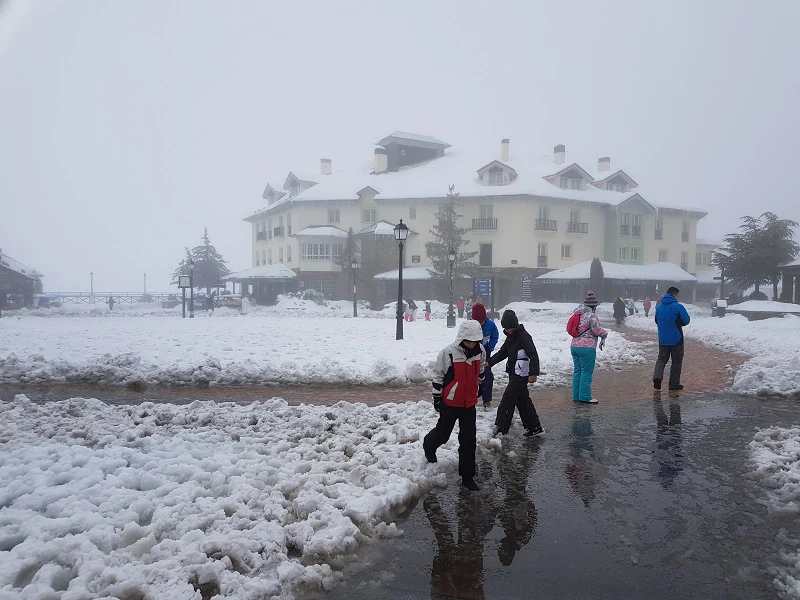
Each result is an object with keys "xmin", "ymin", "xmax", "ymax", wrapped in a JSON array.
[
  {"xmin": 561, "ymin": 176, "xmax": 583, "ymax": 190},
  {"xmin": 609, "ymin": 183, "xmax": 627, "ymax": 192},
  {"xmin": 489, "ymin": 170, "xmax": 506, "ymax": 186}
]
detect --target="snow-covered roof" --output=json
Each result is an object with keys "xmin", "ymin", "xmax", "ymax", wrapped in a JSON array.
[
  {"xmin": 728, "ymin": 300, "xmax": 800, "ymax": 314},
  {"xmin": 376, "ymin": 131, "xmax": 451, "ymax": 148},
  {"xmin": 292, "ymin": 226, "xmax": 349, "ymax": 238},
  {"xmin": 0, "ymin": 251, "xmax": 42, "ymax": 281},
  {"xmin": 374, "ymin": 266, "xmax": 469, "ymax": 280},
  {"xmin": 245, "ymin": 140, "xmax": 707, "ymax": 220},
  {"xmin": 537, "ymin": 261, "xmax": 697, "ymax": 282},
  {"xmin": 223, "ymin": 264, "xmax": 297, "ymax": 280},
  {"xmin": 780, "ymin": 257, "xmax": 800, "ymax": 268},
  {"xmin": 696, "ymin": 238, "xmax": 723, "ymax": 248},
  {"xmin": 357, "ymin": 220, "xmax": 418, "ymax": 236}
]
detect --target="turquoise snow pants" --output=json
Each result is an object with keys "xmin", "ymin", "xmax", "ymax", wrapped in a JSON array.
[{"xmin": 571, "ymin": 347, "xmax": 597, "ymax": 402}]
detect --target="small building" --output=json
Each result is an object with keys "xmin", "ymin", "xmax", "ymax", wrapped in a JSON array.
[
  {"xmin": 534, "ymin": 260, "xmax": 696, "ymax": 303},
  {"xmin": 0, "ymin": 249, "xmax": 43, "ymax": 308},
  {"xmin": 779, "ymin": 258, "xmax": 800, "ymax": 304},
  {"xmin": 222, "ymin": 264, "xmax": 297, "ymax": 306}
]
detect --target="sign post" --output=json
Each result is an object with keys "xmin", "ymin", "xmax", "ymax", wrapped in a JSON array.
[{"xmin": 178, "ymin": 276, "xmax": 191, "ymax": 319}]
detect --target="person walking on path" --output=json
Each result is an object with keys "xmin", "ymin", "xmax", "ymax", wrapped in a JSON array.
[
  {"xmin": 488, "ymin": 309, "xmax": 545, "ymax": 438},
  {"xmin": 465, "ymin": 295, "xmax": 474, "ymax": 319},
  {"xmin": 457, "ymin": 297, "xmax": 465, "ymax": 319},
  {"xmin": 471, "ymin": 303, "xmax": 499, "ymax": 410},
  {"xmin": 625, "ymin": 297, "xmax": 635, "ymax": 317},
  {"xmin": 407, "ymin": 298, "xmax": 418, "ymax": 321},
  {"xmin": 653, "ymin": 286, "xmax": 691, "ymax": 391},
  {"xmin": 107, "ymin": 295, "xmax": 114, "ymax": 311},
  {"xmin": 569, "ymin": 292, "xmax": 608, "ymax": 404},
  {"xmin": 424, "ymin": 320, "xmax": 486, "ymax": 491},
  {"xmin": 613, "ymin": 297, "xmax": 626, "ymax": 325},
  {"xmin": 424, "ymin": 301, "xmax": 432, "ymax": 321},
  {"xmin": 643, "ymin": 297, "xmax": 652, "ymax": 318}
]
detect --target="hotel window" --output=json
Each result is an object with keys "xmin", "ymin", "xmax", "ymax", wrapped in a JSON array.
[
  {"xmin": 489, "ymin": 170, "xmax": 506, "ymax": 185},
  {"xmin": 279, "ymin": 247, "xmax": 284, "ymax": 263},
  {"xmin": 267, "ymin": 249, "xmax": 272, "ymax": 265},
  {"xmin": 631, "ymin": 248, "xmax": 640, "ymax": 261},
  {"xmin": 561, "ymin": 244, "xmax": 572, "ymax": 259},
  {"xmin": 619, "ymin": 247, "xmax": 630, "ymax": 261},
  {"xmin": 659, "ymin": 249, "xmax": 668, "ymax": 262},
  {"xmin": 328, "ymin": 209, "xmax": 340, "ymax": 224},
  {"xmin": 363, "ymin": 209, "xmax": 377, "ymax": 223}
]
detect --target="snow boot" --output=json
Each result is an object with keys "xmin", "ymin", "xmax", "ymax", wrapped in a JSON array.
[
  {"xmin": 653, "ymin": 379, "xmax": 662, "ymax": 390},
  {"xmin": 462, "ymin": 477, "xmax": 480, "ymax": 491},
  {"xmin": 424, "ymin": 445, "xmax": 437, "ymax": 463}
]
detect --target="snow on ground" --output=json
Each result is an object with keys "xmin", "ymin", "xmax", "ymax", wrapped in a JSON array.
[
  {"xmin": 0, "ymin": 394, "xmax": 501, "ymax": 599},
  {"xmin": 0, "ymin": 303, "xmax": 643, "ymax": 388},
  {"xmin": 728, "ymin": 300, "xmax": 800, "ymax": 314},
  {"xmin": 628, "ymin": 308, "xmax": 800, "ymax": 397},
  {"xmin": 750, "ymin": 427, "xmax": 800, "ymax": 598}
]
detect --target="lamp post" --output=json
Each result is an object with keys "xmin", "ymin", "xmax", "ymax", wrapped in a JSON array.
[
  {"xmin": 188, "ymin": 259, "xmax": 195, "ymax": 318},
  {"xmin": 90, "ymin": 271, "xmax": 95, "ymax": 304},
  {"xmin": 351, "ymin": 258, "xmax": 359, "ymax": 318},
  {"xmin": 447, "ymin": 248, "xmax": 456, "ymax": 328},
  {"xmin": 394, "ymin": 219, "xmax": 409, "ymax": 340},
  {"xmin": 143, "ymin": 273, "xmax": 147, "ymax": 296}
]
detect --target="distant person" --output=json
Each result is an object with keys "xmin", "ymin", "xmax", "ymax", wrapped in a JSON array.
[
  {"xmin": 207, "ymin": 293, "xmax": 215, "ymax": 312},
  {"xmin": 423, "ymin": 320, "xmax": 485, "ymax": 491},
  {"xmin": 107, "ymin": 295, "xmax": 114, "ymax": 311},
  {"xmin": 625, "ymin": 297, "xmax": 635, "ymax": 316},
  {"xmin": 568, "ymin": 292, "xmax": 608, "ymax": 404},
  {"xmin": 488, "ymin": 309, "xmax": 545, "ymax": 437},
  {"xmin": 653, "ymin": 286, "xmax": 691, "ymax": 391},
  {"xmin": 424, "ymin": 301, "xmax": 432, "ymax": 321},
  {"xmin": 643, "ymin": 297, "xmax": 652, "ymax": 318},
  {"xmin": 465, "ymin": 296, "xmax": 474, "ymax": 319},
  {"xmin": 405, "ymin": 298, "xmax": 417, "ymax": 321},
  {"xmin": 0, "ymin": 292, "xmax": 6, "ymax": 317},
  {"xmin": 457, "ymin": 297, "xmax": 465, "ymax": 319},
  {"xmin": 471, "ymin": 303, "xmax": 498, "ymax": 410},
  {"xmin": 613, "ymin": 297, "xmax": 626, "ymax": 325}
]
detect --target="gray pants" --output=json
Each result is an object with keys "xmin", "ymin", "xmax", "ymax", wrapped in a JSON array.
[{"xmin": 653, "ymin": 343, "xmax": 685, "ymax": 389}]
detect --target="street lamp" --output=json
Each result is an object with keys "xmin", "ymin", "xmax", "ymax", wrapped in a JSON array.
[
  {"xmin": 188, "ymin": 259, "xmax": 195, "ymax": 319},
  {"xmin": 351, "ymin": 258, "xmax": 359, "ymax": 318},
  {"xmin": 90, "ymin": 271, "xmax": 95, "ymax": 304},
  {"xmin": 447, "ymin": 248, "xmax": 456, "ymax": 328},
  {"xmin": 394, "ymin": 219, "xmax": 409, "ymax": 340}
]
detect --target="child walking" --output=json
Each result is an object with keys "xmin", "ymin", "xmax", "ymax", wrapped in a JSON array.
[{"xmin": 569, "ymin": 291, "xmax": 608, "ymax": 404}]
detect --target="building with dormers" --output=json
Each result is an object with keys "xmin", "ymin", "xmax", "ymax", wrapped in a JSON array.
[{"xmin": 241, "ymin": 132, "xmax": 708, "ymax": 305}]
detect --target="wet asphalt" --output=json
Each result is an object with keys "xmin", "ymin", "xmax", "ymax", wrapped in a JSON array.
[{"xmin": 307, "ymin": 391, "xmax": 800, "ymax": 600}]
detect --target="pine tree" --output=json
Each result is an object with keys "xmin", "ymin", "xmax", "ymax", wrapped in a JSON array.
[
  {"xmin": 589, "ymin": 257, "xmax": 604, "ymax": 301},
  {"xmin": 336, "ymin": 227, "xmax": 360, "ymax": 270},
  {"xmin": 173, "ymin": 228, "xmax": 231, "ymax": 293},
  {"xmin": 713, "ymin": 212, "xmax": 799, "ymax": 298},
  {"xmin": 424, "ymin": 185, "xmax": 477, "ymax": 280}
]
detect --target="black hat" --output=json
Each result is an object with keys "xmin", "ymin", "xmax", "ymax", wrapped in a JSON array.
[{"xmin": 500, "ymin": 309, "xmax": 519, "ymax": 329}]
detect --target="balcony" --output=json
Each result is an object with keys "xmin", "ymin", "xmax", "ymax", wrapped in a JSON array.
[
  {"xmin": 256, "ymin": 231, "xmax": 267, "ymax": 241},
  {"xmin": 620, "ymin": 224, "xmax": 630, "ymax": 236},
  {"xmin": 655, "ymin": 229, "xmax": 663, "ymax": 240},
  {"xmin": 273, "ymin": 226, "xmax": 285, "ymax": 237},
  {"xmin": 632, "ymin": 225, "xmax": 641, "ymax": 237},
  {"xmin": 535, "ymin": 219, "xmax": 558, "ymax": 231},
  {"xmin": 472, "ymin": 218, "xmax": 498, "ymax": 230},
  {"xmin": 537, "ymin": 256, "xmax": 548, "ymax": 268},
  {"xmin": 682, "ymin": 232, "xmax": 689, "ymax": 242},
  {"xmin": 567, "ymin": 221, "xmax": 589, "ymax": 234}
]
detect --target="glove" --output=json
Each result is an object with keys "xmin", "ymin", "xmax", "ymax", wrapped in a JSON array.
[
  {"xmin": 599, "ymin": 338, "xmax": 606, "ymax": 350},
  {"xmin": 433, "ymin": 393, "xmax": 443, "ymax": 413}
]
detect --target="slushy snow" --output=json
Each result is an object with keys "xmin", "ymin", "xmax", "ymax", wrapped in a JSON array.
[
  {"xmin": 750, "ymin": 426, "xmax": 800, "ymax": 598},
  {"xmin": 0, "ymin": 395, "xmax": 501, "ymax": 599}
]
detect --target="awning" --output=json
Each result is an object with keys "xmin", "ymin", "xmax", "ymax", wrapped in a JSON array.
[{"xmin": 223, "ymin": 264, "xmax": 297, "ymax": 281}]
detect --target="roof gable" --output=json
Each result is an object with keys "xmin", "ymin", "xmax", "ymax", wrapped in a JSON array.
[
  {"xmin": 544, "ymin": 163, "xmax": 594, "ymax": 181},
  {"xmin": 616, "ymin": 193, "xmax": 657, "ymax": 213},
  {"xmin": 593, "ymin": 169, "xmax": 638, "ymax": 187},
  {"xmin": 476, "ymin": 160, "xmax": 517, "ymax": 178},
  {"xmin": 262, "ymin": 183, "xmax": 286, "ymax": 201},
  {"xmin": 283, "ymin": 171, "xmax": 318, "ymax": 190}
]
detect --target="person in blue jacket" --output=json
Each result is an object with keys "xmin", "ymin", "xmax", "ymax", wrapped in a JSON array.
[
  {"xmin": 653, "ymin": 286, "xmax": 691, "ymax": 391},
  {"xmin": 470, "ymin": 303, "xmax": 499, "ymax": 409}
]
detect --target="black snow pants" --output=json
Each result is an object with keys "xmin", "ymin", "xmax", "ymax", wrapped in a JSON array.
[
  {"xmin": 424, "ymin": 405, "xmax": 477, "ymax": 478},
  {"xmin": 653, "ymin": 343, "xmax": 685, "ymax": 390},
  {"xmin": 495, "ymin": 378, "xmax": 542, "ymax": 434}
]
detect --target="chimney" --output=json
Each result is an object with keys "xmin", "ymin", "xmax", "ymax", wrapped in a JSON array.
[
  {"xmin": 554, "ymin": 144, "xmax": 565, "ymax": 165},
  {"xmin": 374, "ymin": 148, "xmax": 388, "ymax": 174},
  {"xmin": 501, "ymin": 138, "xmax": 510, "ymax": 162},
  {"xmin": 598, "ymin": 157, "xmax": 611, "ymax": 172},
  {"xmin": 321, "ymin": 158, "xmax": 332, "ymax": 175}
]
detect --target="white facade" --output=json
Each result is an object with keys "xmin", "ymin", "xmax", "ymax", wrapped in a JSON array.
[{"xmin": 243, "ymin": 133, "xmax": 709, "ymax": 297}]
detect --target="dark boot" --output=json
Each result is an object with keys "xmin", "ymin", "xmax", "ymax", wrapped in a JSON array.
[{"xmin": 462, "ymin": 477, "xmax": 480, "ymax": 491}]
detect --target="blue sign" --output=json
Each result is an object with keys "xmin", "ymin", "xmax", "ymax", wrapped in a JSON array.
[{"xmin": 473, "ymin": 279, "xmax": 491, "ymax": 297}]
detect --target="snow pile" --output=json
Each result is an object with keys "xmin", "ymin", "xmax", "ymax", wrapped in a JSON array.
[
  {"xmin": 749, "ymin": 427, "xmax": 800, "ymax": 598},
  {"xmin": 0, "ymin": 395, "xmax": 501, "ymax": 599},
  {"xmin": 0, "ymin": 314, "xmax": 644, "ymax": 387},
  {"xmin": 630, "ymin": 312, "xmax": 800, "ymax": 396},
  {"xmin": 728, "ymin": 301, "xmax": 800, "ymax": 314}
]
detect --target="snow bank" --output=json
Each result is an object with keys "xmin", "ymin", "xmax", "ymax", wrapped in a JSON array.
[
  {"xmin": 630, "ymin": 312, "xmax": 800, "ymax": 397},
  {"xmin": 0, "ymin": 395, "xmax": 501, "ymax": 599},
  {"xmin": 749, "ymin": 427, "xmax": 800, "ymax": 598},
  {"xmin": 0, "ymin": 313, "xmax": 644, "ymax": 388}
]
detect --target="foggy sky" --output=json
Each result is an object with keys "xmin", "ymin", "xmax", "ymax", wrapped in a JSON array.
[{"xmin": 1, "ymin": 0, "xmax": 798, "ymax": 292}]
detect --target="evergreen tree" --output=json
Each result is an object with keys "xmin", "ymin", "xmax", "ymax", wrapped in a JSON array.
[
  {"xmin": 713, "ymin": 212, "xmax": 798, "ymax": 298},
  {"xmin": 173, "ymin": 228, "xmax": 231, "ymax": 293},
  {"xmin": 589, "ymin": 257, "xmax": 604, "ymax": 301},
  {"xmin": 424, "ymin": 185, "xmax": 477, "ymax": 280},
  {"xmin": 336, "ymin": 227, "xmax": 360, "ymax": 271}
]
